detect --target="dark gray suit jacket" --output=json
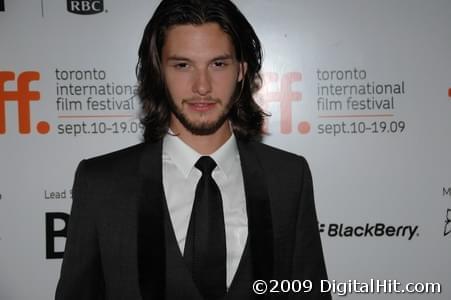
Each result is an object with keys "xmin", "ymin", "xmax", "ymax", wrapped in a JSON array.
[{"xmin": 55, "ymin": 138, "xmax": 331, "ymax": 299}]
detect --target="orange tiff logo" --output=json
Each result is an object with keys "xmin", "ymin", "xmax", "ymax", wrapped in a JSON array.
[
  {"xmin": 0, "ymin": 71, "xmax": 50, "ymax": 134},
  {"xmin": 259, "ymin": 72, "xmax": 311, "ymax": 135}
]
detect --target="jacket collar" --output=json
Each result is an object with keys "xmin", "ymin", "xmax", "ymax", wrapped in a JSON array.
[{"xmin": 236, "ymin": 139, "xmax": 274, "ymax": 283}]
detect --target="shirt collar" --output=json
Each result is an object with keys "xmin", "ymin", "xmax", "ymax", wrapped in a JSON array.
[
  {"xmin": 210, "ymin": 133, "xmax": 238, "ymax": 179},
  {"xmin": 163, "ymin": 131, "xmax": 239, "ymax": 179}
]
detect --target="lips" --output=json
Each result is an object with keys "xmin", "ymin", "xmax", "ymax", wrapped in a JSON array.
[
  {"xmin": 183, "ymin": 98, "xmax": 218, "ymax": 112},
  {"xmin": 187, "ymin": 102, "xmax": 217, "ymax": 112}
]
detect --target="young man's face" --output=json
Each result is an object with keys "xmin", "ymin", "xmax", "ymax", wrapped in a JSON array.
[{"xmin": 161, "ymin": 22, "xmax": 245, "ymax": 135}]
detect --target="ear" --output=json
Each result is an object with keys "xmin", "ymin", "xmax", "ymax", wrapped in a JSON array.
[{"xmin": 238, "ymin": 62, "xmax": 248, "ymax": 82}]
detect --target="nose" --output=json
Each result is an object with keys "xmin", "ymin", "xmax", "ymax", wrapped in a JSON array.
[{"xmin": 192, "ymin": 68, "xmax": 212, "ymax": 96}]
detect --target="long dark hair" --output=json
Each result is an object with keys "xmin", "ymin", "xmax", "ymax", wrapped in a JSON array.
[{"xmin": 136, "ymin": 0, "xmax": 267, "ymax": 142}]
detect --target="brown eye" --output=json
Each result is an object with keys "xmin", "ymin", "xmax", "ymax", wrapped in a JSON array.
[
  {"xmin": 175, "ymin": 63, "xmax": 189, "ymax": 69},
  {"xmin": 211, "ymin": 60, "xmax": 230, "ymax": 69}
]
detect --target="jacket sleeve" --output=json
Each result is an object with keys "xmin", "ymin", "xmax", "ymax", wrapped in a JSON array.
[
  {"xmin": 290, "ymin": 157, "xmax": 331, "ymax": 299},
  {"xmin": 55, "ymin": 160, "xmax": 105, "ymax": 300}
]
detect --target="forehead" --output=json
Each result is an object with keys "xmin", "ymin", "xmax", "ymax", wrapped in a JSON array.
[{"xmin": 162, "ymin": 22, "xmax": 236, "ymax": 59}]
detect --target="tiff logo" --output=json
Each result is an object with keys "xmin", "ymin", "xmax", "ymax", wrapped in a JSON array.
[
  {"xmin": 0, "ymin": 71, "xmax": 50, "ymax": 134},
  {"xmin": 259, "ymin": 72, "xmax": 310, "ymax": 134},
  {"xmin": 0, "ymin": 0, "xmax": 5, "ymax": 12},
  {"xmin": 67, "ymin": 0, "xmax": 104, "ymax": 15}
]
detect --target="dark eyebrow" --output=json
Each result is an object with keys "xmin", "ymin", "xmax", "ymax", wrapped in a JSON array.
[
  {"xmin": 211, "ymin": 54, "xmax": 234, "ymax": 61},
  {"xmin": 166, "ymin": 55, "xmax": 191, "ymax": 62},
  {"xmin": 166, "ymin": 54, "xmax": 235, "ymax": 62}
]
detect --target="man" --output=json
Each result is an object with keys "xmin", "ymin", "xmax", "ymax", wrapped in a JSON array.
[{"xmin": 56, "ymin": 0, "xmax": 331, "ymax": 299}]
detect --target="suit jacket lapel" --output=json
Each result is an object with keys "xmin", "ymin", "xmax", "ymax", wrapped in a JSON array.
[
  {"xmin": 237, "ymin": 139, "xmax": 274, "ymax": 282},
  {"xmin": 138, "ymin": 140, "xmax": 166, "ymax": 300}
]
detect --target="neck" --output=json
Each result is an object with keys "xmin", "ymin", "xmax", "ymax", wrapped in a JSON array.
[{"xmin": 169, "ymin": 120, "xmax": 232, "ymax": 155}]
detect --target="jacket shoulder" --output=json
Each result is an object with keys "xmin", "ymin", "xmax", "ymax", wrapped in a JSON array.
[
  {"xmin": 249, "ymin": 140, "xmax": 308, "ymax": 167},
  {"xmin": 80, "ymin": 142, "xmax": 154, "ymax": 176}
]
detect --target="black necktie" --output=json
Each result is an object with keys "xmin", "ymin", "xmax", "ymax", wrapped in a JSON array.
[{"xmin": 184, "ymin": 156, "xmax": 227, "ymax": 299}]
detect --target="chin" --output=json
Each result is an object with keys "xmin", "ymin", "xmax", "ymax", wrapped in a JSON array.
[
  {"xmin": 173, "ymin": 108, "xmax": 228, "ymax": 134},
  {"xmin": 185, "ymin": 122, "xmax": 225, "ymax": 136}
]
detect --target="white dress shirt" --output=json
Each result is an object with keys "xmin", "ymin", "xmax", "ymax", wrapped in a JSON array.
[{"xmin": 162, "ymin": 133, "xmax": 248, "ymax": 288}]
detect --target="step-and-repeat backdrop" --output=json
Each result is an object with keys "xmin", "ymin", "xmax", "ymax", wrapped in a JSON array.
[{"xmin": 1, "ymin": 0, "xmax": 450, "ymax": 299}]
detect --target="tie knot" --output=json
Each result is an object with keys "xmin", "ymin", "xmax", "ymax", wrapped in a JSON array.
[{"xmin": 195, "ymin": 156, "xmax": 217, "ymax": 175}]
